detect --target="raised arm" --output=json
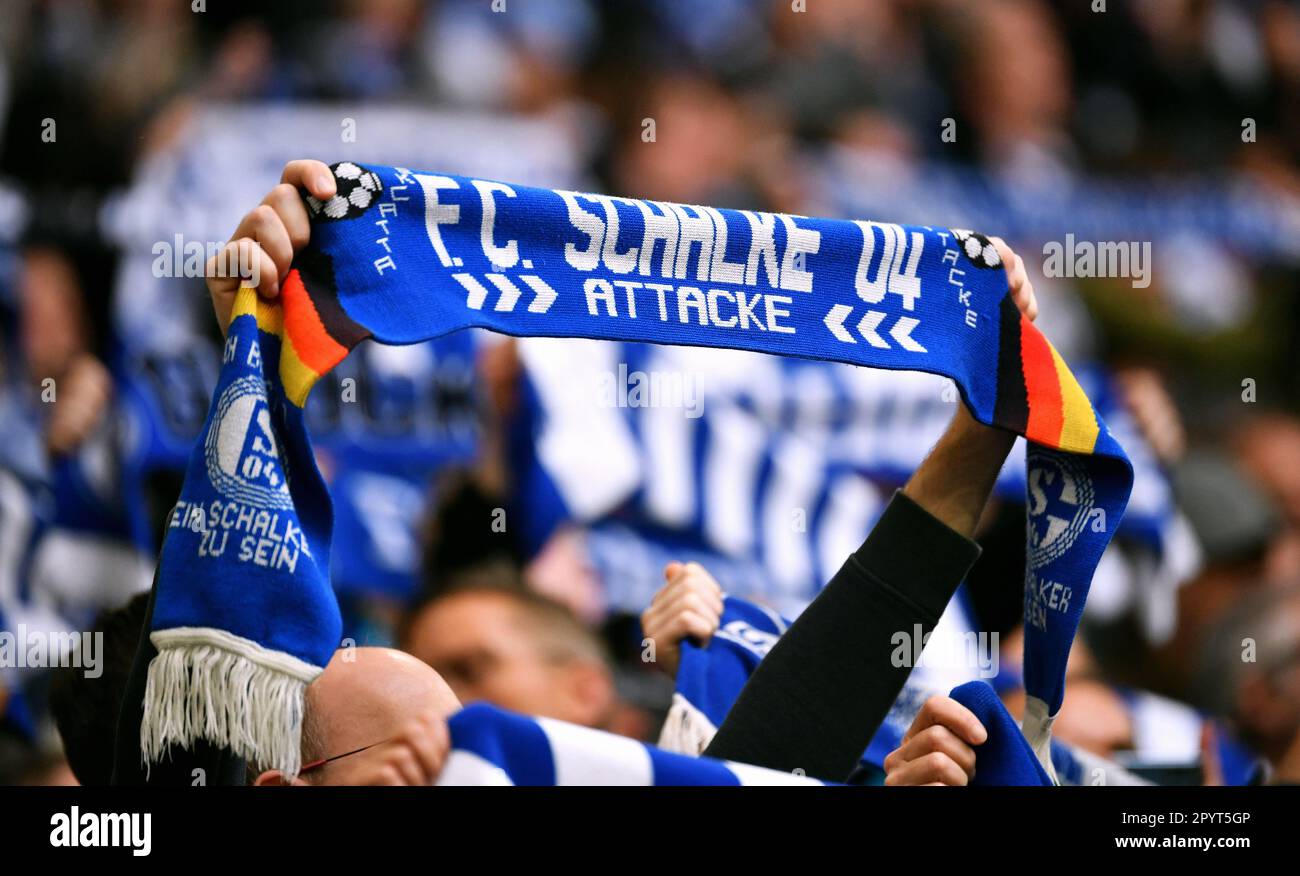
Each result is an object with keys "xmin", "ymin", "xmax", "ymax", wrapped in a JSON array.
[
  {"xmin": 113, "ymin": 161, "xmax": 336, "ymax": 784},
  {"xmin": 703, "ymin": 239, "xmax": 1034, "ymax": 781}
]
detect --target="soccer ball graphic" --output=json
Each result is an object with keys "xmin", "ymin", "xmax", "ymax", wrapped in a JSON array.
[
  {"xmin": 950, "ymin": 229, "xmax": 1002, "ymax": 270},
  {"xmin": 305, "ymin": 162, "xmax": 383, "ymax": 221}
]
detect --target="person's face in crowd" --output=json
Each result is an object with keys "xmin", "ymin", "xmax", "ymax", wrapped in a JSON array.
[
  {"xmin": 962, "ymin": 0, "xmax": 1072, "ymax": 158},
  {"xmin": 1236, "ymin": 417, "xmax": 1300, "ymax": 527},
  {"xmin": 1234, "ymin": 416, "xmax": 1300, "ymax": 581},
  {"xmin": 254, "ymin": 647, "xmax": 460, "ymax": 786},
  {"xmin": 614, "ymin": 75, "xmax": 749, "ymax": 205},
  {"xmin": 20, "ymin": 247, "xmax": 88, "ymax": 383},
  {"xmin": 1048, "ymin": 678, "xmax": 1134, "ymax": 759},
  {"xmin": 404, "ymin": 590, "xmax": 613, "ymax": 728},
  {"xmin": 1233, "ymin": 594, "xmax": 1300, "ymax": 776}
]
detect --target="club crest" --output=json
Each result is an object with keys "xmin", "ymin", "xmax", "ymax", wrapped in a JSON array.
[
  {"xmin": 203, "ymin": 376, "xmax": 293, "ymax": 509},
  {"xmin": 1026, "ymin": 451, "xmax": 1095, "ymax": 570}
]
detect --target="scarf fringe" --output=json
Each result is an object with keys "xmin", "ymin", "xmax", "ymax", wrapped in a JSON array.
[
  {"xmin": 657, "ymin": 692, "xmax": 718, "ymax": 757},
  {"xmin": 141, "ymin": 642, "xmax": 308, "ymax": 779},
  {"xmin": 1020, "ymin": 694, "xmax": 1059, "ymax": 786}
]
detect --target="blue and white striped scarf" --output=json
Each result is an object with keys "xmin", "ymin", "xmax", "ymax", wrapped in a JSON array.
[{"xmin": 441, "ymin": 702, "xmax": 824, "ymax": 786}]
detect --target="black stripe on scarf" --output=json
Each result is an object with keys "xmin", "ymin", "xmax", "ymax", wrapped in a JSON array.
[{"xmin": 993, "ymin": 294, "xmax": 1029, "ymax": 434}]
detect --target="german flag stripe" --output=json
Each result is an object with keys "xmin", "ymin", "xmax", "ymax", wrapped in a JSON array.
[
  {"xmin": 1013, "ymin": 311, "xmax": 1101, "ymax": 454},
  {"xmin": 993, "ymin": 295, "xmax": 1029, "ymax": 434},
  {"xmin": 231, "ymin": 265, "xmax": 370, "ymax": 409},
  {"xmin": 1021, "ymin": 316, "xmax": 1065, "ymax": 448},
  {"xmin": 280, "ymin": 269, "xmax": 349, "ymax": 394},
  {"xmin": 230, "ymin": 285, "xmax": 328, "ymax": 406},
  {"xmin": 233, "ymin": 284, "xmax": 276, "ymax": 333},
  {"xmin": 291, "ymin": 251, "xmax": 371, "ymax": 351},
  {"xmin": 277, "ymin": 334, "xmax": 325, "ymax": 409},
  {"xmin": 1048, "ymin": 344, "xmax": 1101, "ymax": 454}
]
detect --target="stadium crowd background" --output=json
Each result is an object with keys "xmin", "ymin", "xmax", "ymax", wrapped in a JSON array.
[{"xmin": 2, "ymin": 0, "xmax": 1300, "ymax": 786}]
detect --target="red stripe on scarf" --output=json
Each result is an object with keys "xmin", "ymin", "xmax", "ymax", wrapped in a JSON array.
[
  {"xmin": 282, "ymin": 269, "xmax": 350, "ymax": 376},
  {"xmin": 1020, "ymin": 316, "xmax": 1064, "ymax": 447}
]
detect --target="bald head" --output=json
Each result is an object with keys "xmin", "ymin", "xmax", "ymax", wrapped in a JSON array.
[{"xmin": 296, "ymin": 647, "xmax": 460, "ymax": 783}]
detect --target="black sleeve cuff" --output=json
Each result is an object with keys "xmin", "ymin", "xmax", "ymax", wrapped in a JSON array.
[{"xmin": 850, "ymin": 490, "xmax": 982, "ymax": 618}]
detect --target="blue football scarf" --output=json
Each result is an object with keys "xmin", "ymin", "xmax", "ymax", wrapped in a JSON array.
[
  {"xmin": 661, "ymin": 594, "xmax": 933, "ymax": 770},
  {"xmin": 950, "ymin": 681, "xmax": 1053, "ymax": 785},
  {"xmin": 666, "ymin": 594, "xmax": 1147, "ymax": 785},
  {"xmin": 660, "ymin": 595, "xmax": 788, "ymax": 756},
  {"xmin": 141, "ymin": 286, "xmax": 341, "ymax": 775},
  {"xmin": 441, "ymin": 702, "xmax": 824, "ymax": 786},
  {"xmin": 142, "ymin": 162, "xmax": 1131, "ymax": 779}
]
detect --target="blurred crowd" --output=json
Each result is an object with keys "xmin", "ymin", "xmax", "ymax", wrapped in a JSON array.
[{"xmin": 3, "ymin": 0, "xmax": 1300, "ymax": 786}]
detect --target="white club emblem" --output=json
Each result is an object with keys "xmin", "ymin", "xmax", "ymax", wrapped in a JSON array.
[
  {"xmin": 1026, "ymin": 452, "xmax": 1095, "ymax": 570},
  {"xmin": 203, "ymin": 376, "xmax": 293, "ymax": 509}
]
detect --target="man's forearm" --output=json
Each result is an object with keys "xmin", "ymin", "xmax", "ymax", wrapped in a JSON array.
[
  {"xmin": 703, "ymin": 491, "xmax": 982, "ymax": 780},
  {"xmin": 703, "ymin": 407, "xmax": 1015, "ymax": 781},
  {"xmin": 902, "ymin": 403, "xmax": 1016, "ymax": 537}
]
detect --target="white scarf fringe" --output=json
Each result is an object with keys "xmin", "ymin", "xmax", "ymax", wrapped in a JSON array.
[{"xmin": 141, "ymin": 628, "xmax": 322, "ymax": 780}]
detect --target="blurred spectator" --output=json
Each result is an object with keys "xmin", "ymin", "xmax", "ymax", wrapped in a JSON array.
[
  {"xmin": 49, "ymin": 592, "xmax": 149, "ymax": 786},
  {"xmin": 1199, "ymin": 584, "xmax": 1300, "ymax": 783},
  {"xmin": 1232, "ymin": 412, "xmax": 1300, "ymax": 582},
  {"xmin": 403, "ymin": 576, "xmax": 649, "ymax": 738}
]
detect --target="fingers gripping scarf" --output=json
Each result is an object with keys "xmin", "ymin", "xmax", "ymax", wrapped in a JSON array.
[{"xmin": 142, "ymin": 163, "xmax": 1131, "ymax": 780}]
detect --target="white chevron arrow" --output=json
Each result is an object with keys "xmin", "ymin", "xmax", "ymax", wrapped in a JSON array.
[
  {"xmin": 452, "ymin": 273, "xmax": 490, "ymax": 310},
  {"xmin": 857, "ymin": 310, "xmax": 890, "ymax": 348},
  {"xmin": 486, "ymin": 274, "xmax": 522, "ymax": 312},
  {"xmin": 824, "ymin": 304, "xmax": 855, "ymax": 343},
  {"xmin": 520, "ymin": 275, "xmax": 558, "ymax": 314},
  {"xmin": 889, "ymin": 315, "xmax": 927, "ymax": 352}
]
